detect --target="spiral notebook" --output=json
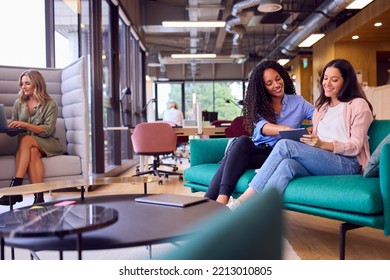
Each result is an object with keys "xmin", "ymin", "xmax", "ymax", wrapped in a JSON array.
[{"xmin": 135, "ymin": 194, "xmax": 208, "ymax": 208}]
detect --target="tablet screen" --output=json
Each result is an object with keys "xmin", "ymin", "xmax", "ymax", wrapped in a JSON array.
[{"xmin": 279, "ymin": 128, "xmax": 308, "ymax": 142}]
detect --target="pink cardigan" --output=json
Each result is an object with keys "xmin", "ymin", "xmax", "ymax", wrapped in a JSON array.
[{"xmin": 312, "ymin": 98, "xmax": 374, "ymax": 171}]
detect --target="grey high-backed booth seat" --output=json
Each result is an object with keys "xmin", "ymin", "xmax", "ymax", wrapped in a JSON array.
[{"xmin": 0, "ymin": 57, "xmax": 89, "ymax": 188}]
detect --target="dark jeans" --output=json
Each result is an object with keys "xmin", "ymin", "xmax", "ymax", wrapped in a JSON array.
[{"xmin": 204, "ymin": 135, "xmax": 272, "ymax": 200}]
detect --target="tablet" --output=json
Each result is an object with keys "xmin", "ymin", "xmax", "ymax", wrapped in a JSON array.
[
  {"xmin": 135, "ymin": 194, "xmax": 208, "ymax": 208},
  {"xmin": 279, "ymin": 128, "xmax": 308, "ymax": 142}
]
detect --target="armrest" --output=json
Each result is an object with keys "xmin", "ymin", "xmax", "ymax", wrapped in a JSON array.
[
  {"xmin": 380, "ymin": 142, "xmax": 390, "ymax": 235},
  {"xmin": 189, "ymin": 138, "xmax": 230, "ymax": 167}
]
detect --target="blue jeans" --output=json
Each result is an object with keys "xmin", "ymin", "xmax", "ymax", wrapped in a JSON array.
[{"xmin": 249, "ymin": 139, "xmax": 361, "ymax": 194}]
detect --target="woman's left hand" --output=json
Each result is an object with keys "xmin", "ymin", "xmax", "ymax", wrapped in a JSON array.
[{"xmin": 300, "ymin": 134, "xmax": 319, "ymax": 147}]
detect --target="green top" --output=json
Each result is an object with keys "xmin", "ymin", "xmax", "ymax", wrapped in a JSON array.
[{"xmin": 12, "ymin": 98, "xmax": 63, "ymax": 157}]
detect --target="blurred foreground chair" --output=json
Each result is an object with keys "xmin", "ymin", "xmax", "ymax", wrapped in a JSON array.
[
  {"xmin": 159, "ymin": 189, "xmax": 283, "ymax": 260},
  {"xmin": 131, "ymin": 122, "xmax": 183, "ymax": 184}
]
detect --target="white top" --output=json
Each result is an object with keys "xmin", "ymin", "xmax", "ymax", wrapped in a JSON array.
[
  {"xmin": 317, "ymin": 102, "xmax": 348, "ymax": 142},
  {"xmin": 163, "ymin": 108, "xmax": 184, "ymax": 126}
]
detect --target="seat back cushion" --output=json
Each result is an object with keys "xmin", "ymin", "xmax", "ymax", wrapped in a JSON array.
[
  {"xmin": 61, "ymin": 56, "xmax": 89, "ymax": 177},
  {"xmin": 159, "ymin": 189, "xmax": 282, "ymax": 260}
]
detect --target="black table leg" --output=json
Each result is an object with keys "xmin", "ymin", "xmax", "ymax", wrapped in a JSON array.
[
  {"xmin": 77, "ymin": 233, "xmax": 82, "ymax": 260},
  {"xmin": 1, "ymin": 237, "xmax": 4, "ymax": 260}
]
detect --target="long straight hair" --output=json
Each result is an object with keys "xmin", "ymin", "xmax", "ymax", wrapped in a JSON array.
[{"xmin": 315, "ymin": 59, "xmax": 373, "ymax": 113}]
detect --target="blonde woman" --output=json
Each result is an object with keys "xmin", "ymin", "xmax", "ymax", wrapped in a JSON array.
[{"xmin": 0, "ymin": 70, "xmax": 62, "ymax": 206}]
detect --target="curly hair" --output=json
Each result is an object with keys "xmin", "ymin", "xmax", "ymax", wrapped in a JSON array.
[
  {"xmin": 243, "ymin": 60, "xmax": 296, "ymax": 134},
  {"xmin": 316, "ymin": 58, "xmax": 373, "ymax": 113}
]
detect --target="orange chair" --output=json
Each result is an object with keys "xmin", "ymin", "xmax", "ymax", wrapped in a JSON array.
[{"xmin": 131, "ymin": 122, "xmax": 183, "ymax": 184}]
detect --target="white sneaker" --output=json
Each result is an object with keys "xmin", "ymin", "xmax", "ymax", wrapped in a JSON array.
[{"xmin": 226, "ymin": 197, "xmax": 241, "ymax": 210}]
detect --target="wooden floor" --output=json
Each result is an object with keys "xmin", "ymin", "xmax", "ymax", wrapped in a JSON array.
[{"xmin": 6, "ymin": 152, "xmax": 390, "ymax": 260}]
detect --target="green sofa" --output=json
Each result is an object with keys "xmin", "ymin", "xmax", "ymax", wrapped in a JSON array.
[{"xmin": 183, "ymin": 119, "xmax": 390, "ymax": 259}]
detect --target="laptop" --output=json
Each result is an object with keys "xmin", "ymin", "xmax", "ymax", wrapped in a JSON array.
[
  {"xmin": 135, "ymin": 194, "xmax": 208, "ymax": 208},
  {"xmin": 0, "ymin": 104, "xmax": 26, "ymax": 133}
]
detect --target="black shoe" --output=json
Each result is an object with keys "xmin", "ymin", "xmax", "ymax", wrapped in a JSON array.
[
  {"xmin": 0, "ymin": 195, "xmax": 23, "ymax": 206},
  {"xmin": 0, "ymin": 176, "xmax": 24, "ymax": 206},
  {"xmin": 33, "ymin": 193, "xmax": 44, "ymax": 204}
]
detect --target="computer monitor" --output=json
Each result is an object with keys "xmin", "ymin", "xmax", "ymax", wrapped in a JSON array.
[{"xmin": 202, "ymin": 111, "xmax": 218, "ymax": 122}]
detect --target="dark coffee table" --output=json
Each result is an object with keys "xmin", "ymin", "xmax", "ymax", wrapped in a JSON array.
[
  {"xmin": 3, "ymin": 194, "xmax": 228, "ymax": 260},
  {"xmin": 0, "ymin": 204, "xmax": 118, "ymax": 260}
]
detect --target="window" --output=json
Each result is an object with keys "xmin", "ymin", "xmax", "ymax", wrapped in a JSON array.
[
  {"xmin": 0, "ymin": 0, "xmax": 45, "ymax": 67},
  {"xmin": 54, "ymin": 0, "xmax": 80, "ymax": 68}
]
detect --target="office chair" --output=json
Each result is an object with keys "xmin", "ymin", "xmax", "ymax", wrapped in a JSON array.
[
  {"xmin": 225, "ymin": 116, "xmax": 251, "ymax": 138},
  {"xmin": 157, "ymin": 121, "xmax": 190, "ymax": 164},
  {"xmin": 131, "ymin": 122, "xmax": 183, "ymax": 184}
]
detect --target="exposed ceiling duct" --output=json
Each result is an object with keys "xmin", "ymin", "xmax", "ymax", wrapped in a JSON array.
[
  {"xmin": 271, "ymin": 0, "xmax": 355, "ymax": 58},
  {"xmin": 225, "ymin": 0, "xmax": 261, "ymax": 59}
]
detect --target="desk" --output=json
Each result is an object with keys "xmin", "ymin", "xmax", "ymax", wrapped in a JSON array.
[
  {"xmin": 0, "ymin": 205, "xmax": 118, "ymax": 260},
  {"xmin": 174, "ymin": 126, "xmax": 227, "ymax": 137},
  {"xmin": 105, "ymin": 125, "xmax": 228, "ymax": 137},
  {"xmin": 3, "ymin": 194, "xmax": 228, "ymax": 260}
]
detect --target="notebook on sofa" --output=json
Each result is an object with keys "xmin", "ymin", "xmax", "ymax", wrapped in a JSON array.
[
  {"xmin": 135, "ymin": 194, "xmax": 208, "ymax": 207},
  {"xmin": 0, "ymin": 104, "xmax": 26, "ymax": 133}
]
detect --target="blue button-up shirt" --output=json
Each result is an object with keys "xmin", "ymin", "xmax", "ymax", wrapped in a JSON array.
[{"xmin": 251, "ymin": 94, "xmax": 314, "ymax": 146}]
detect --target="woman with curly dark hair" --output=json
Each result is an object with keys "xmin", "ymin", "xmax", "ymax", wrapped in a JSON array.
[
  {"xmin": 205, "ymin": 60, "xmax": 314, "ymax": 205},
  {"xmin": 228, "ymin": 58, "xmax": 374, "ymax": 210}
]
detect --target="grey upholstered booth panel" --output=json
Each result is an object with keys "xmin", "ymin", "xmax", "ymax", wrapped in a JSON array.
[
  {"xmin": 0, "ymin": 66, "xmax": 62, "ymax": 118},
  {"xmin": 61, "ymin": 56, "xmax": 89, "ymax": 177},
  {"xmin": 0, "ymin": 56, "xmax": 89, "ymax": 188}
]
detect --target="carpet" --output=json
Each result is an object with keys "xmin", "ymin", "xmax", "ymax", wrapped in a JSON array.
[{"xmin": 3, "ymin": 237, "xmax": 300, "ymax": 260}]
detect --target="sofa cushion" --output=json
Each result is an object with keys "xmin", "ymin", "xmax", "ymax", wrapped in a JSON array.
[
  {"xmin": 364, "ymin": 133, "xmax": 390, "ymax": 177},
  {"xmin": 42, "ymin": 155, "xmax": 82, "ymax": 177},
  {"xmin": 0, "ymin": 154, "xmax": 81, "ymax": 181},
  {"xmin": 284, "ymin": 175, "xmax": 382, "ymax": 214}
]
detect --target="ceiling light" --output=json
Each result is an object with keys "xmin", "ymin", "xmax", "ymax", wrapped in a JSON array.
[
  {"xmin": 298, "ymin": 33, "xmax": 325, "ymax": 47},
  {"xmin": 171, "ymin": 53, "xmax": 217, "ymax": 59},
  {"xmin": 374, "ymin": 22, "xmax": 382, "ymax": 27},
  {"xmin": 352, "ymin": 35, "xmax": 359, "ymax": 40},
  {"xmin": 346, "ymin": 0, "xmax": 374, "ymax": 9},
  {"xmin": 257, "ymin": 0, "xmax": 283, "ymax": 13},
  {"xmin": 162, "ymin": 21, "xmax": 225, "ymax": 28},
  {"xmin": 278, "ymin": 59, "xmax": 290, "ymax": 66}
]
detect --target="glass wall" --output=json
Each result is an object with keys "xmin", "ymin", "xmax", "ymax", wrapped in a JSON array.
[
  {"xmin": 0, "ymin": 0, "xmax": 46, "ymax": 67},
  {"xmin": 156, "ymin": 80, "xmax": 245, "ymax": 123},
  {"xmin": 54, "ymin": 0, "xmax": 80, "ymax": 68}
]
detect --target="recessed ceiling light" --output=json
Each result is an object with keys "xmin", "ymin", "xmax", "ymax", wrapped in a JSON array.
[
  {"xmin": 374, "ymin": 22, "xmax": 382, "ymax": 27},
  {"xmin": 352, "ymin": 35, "xmax": 360, "ymax": 40}
]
